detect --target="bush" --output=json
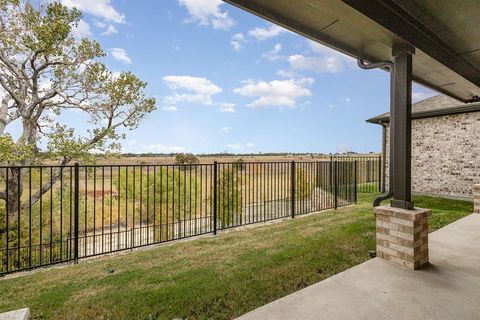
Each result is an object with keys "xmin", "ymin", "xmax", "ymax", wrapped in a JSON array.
[
  {"xmin": 233, "ymin": 158, "xmax": 246, "ymax": 171},
  {"xmin": 0, "ymin": 182, "xmax": 73, "ymax": 272},
  {"xmin": 216, "ymin": 167, "xmax": 243, "ymax": 228},
  {"xmin": 175, "ymin": 153, "xmax": 199, "ymax": 165},
  {"xmin": 114, "ymin": 167, "xmax": 198, "ymax": 226},
  {"xmin": 295, "ymin": 168, "xmax": 314, "ymax": 200}
]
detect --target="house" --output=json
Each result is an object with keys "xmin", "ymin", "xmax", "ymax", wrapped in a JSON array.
[{"xmin": 367, "ymin": 94, "xmax": 480, "ymax": 199}]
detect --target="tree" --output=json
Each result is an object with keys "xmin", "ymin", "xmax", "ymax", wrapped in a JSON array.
[
  {"xmin": 174, "ymin": 153, "xmax": 199, "ymax": 165},
  {"xmin": 0, "ymin": 1, "xmax": 156, "ymax": 216}
]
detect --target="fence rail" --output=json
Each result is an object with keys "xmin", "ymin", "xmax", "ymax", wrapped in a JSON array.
[{"xmin": 0, "ymin": 157, "xmax": 381, "ymax": 275}]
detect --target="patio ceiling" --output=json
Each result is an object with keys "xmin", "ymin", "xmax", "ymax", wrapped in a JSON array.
[{"xmin": 224, "ymin": 0, "xmax": 480, "ymax": 103}]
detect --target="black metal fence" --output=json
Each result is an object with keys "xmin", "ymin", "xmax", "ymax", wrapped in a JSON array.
[
  {"xmin": 0, "ymin": 158, "xmax": 378, "ymax": 275},
  {"xmin": 331, "ymin": 156, "xmax": 382, "ymax": 193}
]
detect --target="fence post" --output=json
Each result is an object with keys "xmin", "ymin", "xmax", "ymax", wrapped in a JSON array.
[
  {"xmin": 213, "ymin": 161, "xmax": 218, "ymax": 235},
  {"xmin": 334, "ymin": 161, "xmax": 338, "ymax": 209},
  {"xmin": 291, "ymin": 161, "xmax": 295, "ymax": 218},
  {"xmin": 73, "ymin": 163, "xmax": 79, "ymax": 264},
  {"xmin": 354, "ymin": 160, "xmax": 358, "ymax": 203}
]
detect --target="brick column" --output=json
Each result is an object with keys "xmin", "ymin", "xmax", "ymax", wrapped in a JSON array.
[
  {"xmin": 374, "ymin": 205, "xmax": 431, "ymax": 270},
  {"xmin": 474, "ymin": 185, "xmax": 480, "ymax": 213}
]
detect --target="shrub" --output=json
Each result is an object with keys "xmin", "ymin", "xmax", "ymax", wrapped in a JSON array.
[
  {"xmin": 114, "ymin": 167, "xmax": 198, "ymax": 227},
  {"xmin": 216, "ymin": 166, "xmax": 243, "ymax": 228},
  {"xmin": 295, "ymin": 168, "xmax": 314, "ymax": 200},
  {"xmin": 0, "ymin": 182, "xmax": 74, "ymax": 272},
  {"xmin": 175, "ymin": 153, "xmax": 199, "ymax": 165},
  {"xmin": 232, "ymin": 158, "xmax": 246, "ymax": 171}
]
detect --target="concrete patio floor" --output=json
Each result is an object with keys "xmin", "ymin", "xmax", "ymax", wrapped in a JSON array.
[{"xmin": 238, "ymin": 213, "xmax": 480, "ymax": 320}]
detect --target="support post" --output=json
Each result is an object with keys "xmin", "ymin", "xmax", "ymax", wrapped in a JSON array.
[
  {"xmin": 358, "ymin": 45, "xmax": 430, "ymax": 269},
  {"xmin": 390, "ymin": 44, "xmax": 415, "ymax": 210}
]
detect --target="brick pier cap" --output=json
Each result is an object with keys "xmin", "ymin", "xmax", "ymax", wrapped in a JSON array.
[{"xmin": 374, "ymin": 205, "xmax": 431, "ymax": 270}]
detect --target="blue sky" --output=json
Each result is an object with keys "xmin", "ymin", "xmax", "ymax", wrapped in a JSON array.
[{"xmin": 52, "ymin": 1, "xmax": 436, "ymax": 154}]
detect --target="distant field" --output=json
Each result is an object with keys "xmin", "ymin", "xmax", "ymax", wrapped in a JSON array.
[
  {"xmin": 1, "ymin": 154, "xmax": 380, "ymax": 274},
  {"xmin": 95, "ymin": 153, "xmax": 381, "ymax": 165}
]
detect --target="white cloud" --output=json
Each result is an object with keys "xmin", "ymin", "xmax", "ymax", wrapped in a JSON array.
[
  {"xmin": 412, "ymin": 91, "xmax": 436, "ymax": 103},
  {"xmin": 71, "ymin": 19, "xmax": 91, "ymax": 40},
  {"xmin": 341, "ymin": 96, "xmax": 351, "ymax": 105},
  {"xmin": 101, "ymin": 24, "xmax": 118, "ymax": 36},
  {"xmin": 307, "ymin": 41, "xmax": 355, "ymax": 66},
  {"xmin": 220, "ymin": 126, "xmax": 230, "ymax": 133},
  {"xmin": 285, "ymin": 40, "xmax": 355, "ymax": 75},
  {"xmin": 234, "ymin": 78, "xmax": 314, "ymax": 109},
  {"xmin": 248, "ymin": 24, "xmax": 287, "ymax": 41},
  {"xmin": 226, "ymin": 142, "xmax": 255, "ymax": 152},
  {"xmin": 231, "ymin": 33, "xmax": 247, "ymax": 51},
  {"xmin": 95, "ymin": 20, "xmax": 106, "ymax": 28},
  {"xmin": 262, "ymin": 43, "xmax": 283, "ymax": 61},
  {"xmin": 141, "ymin": 144, "xmax": 186, "ymax": 153},
  {"xmin": 109, "ymin": 48, "xmax": 132, "ymax": 64},
  {"xmin": 178, "ymin": 0, "xmax": 235, "ymax": 31},
  {"xmin": 276, "ymin": 69, "xmax": 297, "ymax": 78},
  {"xmin": 162, "ymin": 76, "xmax": 222, "ymax": 108},
  {"xmin": 162, "ymin": 106, "xmax": 178, "ymax": 112},
  {"xmin": 163, "ymin": 76, "xmax": 222, "ymax": 95},
  {"xmin": 219, "ymin": 103, "xmax": 236, "ymax": 113},
  {"xmin": 308, "ymin": 40, "xmax": 340, "ymax": 55},
  {"xmin": 122, "ymin": 139, "xmax": 185, "ymax": 153},
  {"xmin": 62, "ymin": 0, "xmax": 125, "ymax": 24},
  {"xmin": 288, "ymin": 54, "xmax": 344, "ymax": 74},
  {"xmin": 164, "ymin": 93, "xmax": 214, "ymax": 106}
]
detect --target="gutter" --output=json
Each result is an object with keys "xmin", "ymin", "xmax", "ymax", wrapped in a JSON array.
[{"xmin": 366, "ymin": 101, "xmax": 480, "ymax": 124}]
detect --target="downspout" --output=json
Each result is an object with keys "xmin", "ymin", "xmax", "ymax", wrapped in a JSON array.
[
  {"xmin": 357, "ymin": 59, "xmax": 394, "ymax": 206},
  {"xmin": 379, "ymin": 121, "xmax": 387, "ymax": 193}
]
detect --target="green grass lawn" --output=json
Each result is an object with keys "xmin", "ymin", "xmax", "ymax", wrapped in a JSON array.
[{"xmin": 0, "ymin": 193, "xmax": 472, "ymax": 320}]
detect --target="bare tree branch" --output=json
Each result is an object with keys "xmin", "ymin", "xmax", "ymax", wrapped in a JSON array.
[{"xmin": 22, "ymin": 158, "xmax": 68, "ymax": 210}]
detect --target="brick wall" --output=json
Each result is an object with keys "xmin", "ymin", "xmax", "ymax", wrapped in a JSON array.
[{"xmin": 385, "ymin": 111, "xmax": 480, "ymax": 198}]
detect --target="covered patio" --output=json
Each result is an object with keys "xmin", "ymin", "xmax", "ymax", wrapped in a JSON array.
[
  {"xmin": 224, "ymin": 0, "xmax": 480, "ymax": 265},
  {"xmin": 238, "ymin": 212, "xmax": 480, "ymax": 319},
  {"xmin": 224, "ymin": 0, "xmax": 480, "ymax": 318}
]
